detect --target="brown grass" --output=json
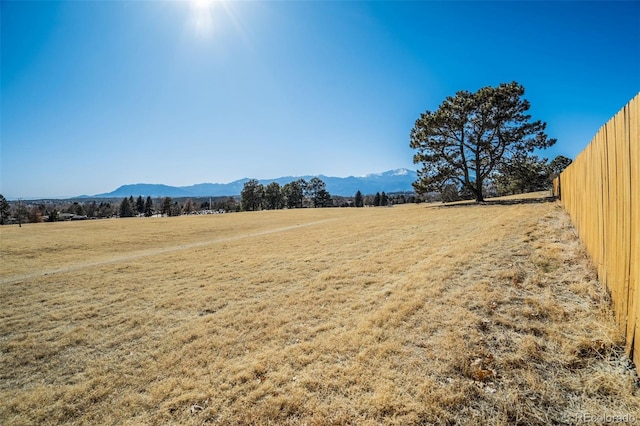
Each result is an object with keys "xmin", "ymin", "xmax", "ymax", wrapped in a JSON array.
[{"xmin": 1, "ymin": 196, "xmax": 638, "ymax": 425}]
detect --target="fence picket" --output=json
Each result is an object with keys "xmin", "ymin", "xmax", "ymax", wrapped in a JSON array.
[{"xmin": 554, "ymin": 93, "xmax": 639, "ymax": 369}]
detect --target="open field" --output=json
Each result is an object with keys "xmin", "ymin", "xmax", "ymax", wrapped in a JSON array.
[{"xmin": 1, "ymin": 196, "xmax": 638, "ymax": 425}]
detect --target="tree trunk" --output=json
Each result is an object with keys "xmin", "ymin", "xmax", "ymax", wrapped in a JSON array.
[{"xmin": 475, "ymin": 177, "xmax": 484, "ymax": 202}]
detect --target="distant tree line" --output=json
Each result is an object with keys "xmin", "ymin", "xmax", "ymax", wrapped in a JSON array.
[
  {"xmin": 238, "ymin": 177, "xmax": 404, "ymax": 211},
  {"xmin": 0, "ymin": 194, "xmax": 241, "ymax": 224},
  {"xmin": 0, "ymin": 186, "xmax": 425, "ymax": 226},
  {"xmin": 240, "ymin": 177, "xmax": 333, "ymax": 211},
  {"xmin": 118, "ymin": 195, "xmax": 154, "ymax": 217}
]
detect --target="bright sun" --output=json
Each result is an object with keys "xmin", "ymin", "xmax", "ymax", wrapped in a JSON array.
[
  {"xmin": 189, "ymin": 0, "xmax": 217, "ymax": 37},
  {"xmin": 191, "ymin": 0, "xmax": 215, "ymax": 12}
]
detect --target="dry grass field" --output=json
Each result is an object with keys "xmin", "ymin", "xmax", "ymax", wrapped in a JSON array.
[{"xmin": 1, "ymin": 195, "xmax": 638, "ymax": 425}]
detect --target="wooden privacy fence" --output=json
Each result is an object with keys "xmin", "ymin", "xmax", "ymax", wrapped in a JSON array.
[{"xmin": 553, "ymin": 93, "xmax": 639, "ymax": 368}]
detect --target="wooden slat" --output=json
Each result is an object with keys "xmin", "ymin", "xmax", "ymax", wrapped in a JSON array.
[
  {"xmin": 558, "ymin": 93, "xmax": 639, "ymax": 369},
  {"xmin": 616, "ymin": 105, "xmax": 630, "ymax": 335},
  {"xmin": 627, "ymin": 95, "xmax": 639, "ymax": 362}
]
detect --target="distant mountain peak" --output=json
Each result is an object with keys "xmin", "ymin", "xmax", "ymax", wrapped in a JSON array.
[
  {"xmin": 92, "ymin": 169, "xmax": 417, "ymax": 198},
  {"xmin": 391, "ymin": 168, "xmax": 410, "ymax": 176},
  {"xmin": 362, "ymin": 168, "xmax": 412, "ymax": 178}
]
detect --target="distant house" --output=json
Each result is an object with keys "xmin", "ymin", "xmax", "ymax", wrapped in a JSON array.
[{"xmin": 59, "ymin": 213, "xmax": 88, "ymax": 221}]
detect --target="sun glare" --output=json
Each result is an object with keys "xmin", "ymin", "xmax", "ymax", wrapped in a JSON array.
[
  {"xmin": 185, "ymin": 0, "xmax": 248, "ymax": 44},
  {"xmin": 191, "ymin": 0, "xmax": 214, "ymax": 12},
  {"xmin": 189, "ymin": 0, "xmax": 216, "ymax": 38}
]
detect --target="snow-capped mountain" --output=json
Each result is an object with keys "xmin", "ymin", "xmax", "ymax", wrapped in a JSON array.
[{"xmin": 93, "ymin": 169, "xmax": 417, "ymax": 198}]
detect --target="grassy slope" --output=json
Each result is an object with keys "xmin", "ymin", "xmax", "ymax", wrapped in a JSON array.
[{"xmin": 1, "ymin": 198, "xmax": 638, "ymax": 425}]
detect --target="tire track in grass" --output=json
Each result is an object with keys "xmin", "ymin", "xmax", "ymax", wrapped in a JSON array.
[{"xmin": 1, "ymin": 219, "xmax": 337, "ymax": 285}]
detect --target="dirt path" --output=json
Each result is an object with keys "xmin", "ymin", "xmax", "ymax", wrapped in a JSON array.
[{"xmin": 0, "ymin": 219, "xmax": 336, "ymax": 285}]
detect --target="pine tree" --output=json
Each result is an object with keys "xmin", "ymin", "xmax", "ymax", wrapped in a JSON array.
[
  {"xmin": 119, "ymin": 197, "xmax": 135, "ymax": 217},
  {"xmin": 144, "ymin": 196, "xmax": 153, "ymax": 217},
  {"xmin": 283, "ymin": 179, "xmax": 306, "ymax": 209},
  {"xmin": 306, "ymin": 177, "xmax": 329, "ymax": 208},
  {"xmin": 171, "ymin": 201, "xmax": 182, "ymax": 217},
  {"xmin": 264, "ymin": 182, "xmax": 284, "ymax": 210},
  {"xmin": 315, "ymin": 189, "xmax": 332, "ymax": 207},
  {"xmin": 136, "ymin": 196, "xmax": 145, "ymax": 214},
  {"xmin": 161, "ymin": 197, "xmax": 173, "ymax": 216},
  {"xmin": 411, "ymin": 82, "xmax": 555, "ymax": 202},
  {"xmin": 354, "ymin": 190, "xmax": 363, "ymax": 208},
  {"xmin": 241, "ymin": 179, "xmax": 264, "ymax": 211},
  {"xmin": 0, "ymin": 194, "xmax": 10, "ymax": 225},
  {"xmin": 98, "ymin": 202, "xmax": 113, "ymax": 218},
  {"xmin": 380, "ymin": 192, "xmax": 388, "ymax": 206},
  {"xmin": 48, "ymin": 209, "xmax": 59, "ymax": 222}
]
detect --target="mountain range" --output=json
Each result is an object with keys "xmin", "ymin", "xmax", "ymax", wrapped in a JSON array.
[{"xmin": 93, "ymin": 169, "xmax": 418, "ymax": 198}]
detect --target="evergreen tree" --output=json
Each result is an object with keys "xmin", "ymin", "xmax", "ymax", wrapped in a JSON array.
[
  {"xmin": 547, "ymin": 155, "xmax": 572, "ymax": 179},
  {"xmin": 380, "ymin": 192, "xmax": 388, "ymax": 206},
  {"xmin": 411, "ymin": 82, "xmax": 555, "ymax": 202},
  {"xmin": 283, "ymin": 179, "xmax": 305, "ymax": 209},
  {"xmin": 161, "ymin": 197, "xmax": 173, "ymax": 216},
  {"xmin": 264, "ymin": 182, "xmax": 284, "ymax": 210},
  {"xmin": 315, "ymin": 189, "xmax": 333, "ymax": 207},
  {"xmin": 493, "ymin": 154, "xmax": 550, "ymax": 195},
  {"xmin": 98, "ymin": 202, "xmax": 113, "ymax": 218},
  {"xmin": 373, "ymin": 192, "xmax": 381, "ymax": 207},
  {"xmin": 136, "ymin": 196, "xmax": 145, "ymax": 214},
  {"xmin": 306, "ymin": 177, "xmax": 330, "ymax": 208},
  {"xmin": 68, "ymin": 202, "xmax": 85, "ymax": 216},
  {"xmin": 354, "ymin": 190, "xmax": 364, "ymax": 208},
  {"xmin": 144, "ymin": 196, "xmax": 153, "ymax": 217},
  {"xmin": 241, "ymin": 179, "xmax": 264, "ymax": 211},
  {"xmin": 119, "ymin": 197, "xmax": 135, "ymax": 217},
  {"xmin": 170, "ymin": 201, "xmax": 182, "ymax": 216},
  {"xmin": 0, "ymin": 194, "xmax": 10, "ymax": 225},
  {"xmin": 48, "ymin": 209, "xmax": 59, "ymax": 222}
]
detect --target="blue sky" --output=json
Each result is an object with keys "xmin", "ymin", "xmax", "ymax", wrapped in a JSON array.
[{"xmin": 1, "ymin": 1, "xmax": 639, "ymax": 198}]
